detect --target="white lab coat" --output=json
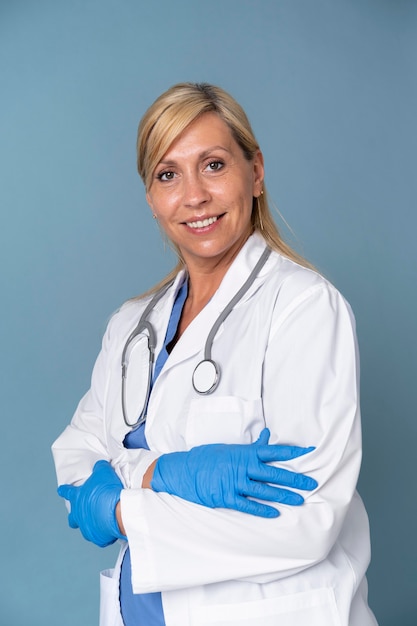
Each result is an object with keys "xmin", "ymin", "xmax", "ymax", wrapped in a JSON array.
[{"xmin": 52, "ymin": 233, "xmax": 378, "ymax": 626}]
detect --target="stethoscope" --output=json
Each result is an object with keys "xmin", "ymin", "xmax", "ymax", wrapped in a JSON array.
[{"xmin": 121, "ymin": 246, "xmax": 271, "ymax": 428}]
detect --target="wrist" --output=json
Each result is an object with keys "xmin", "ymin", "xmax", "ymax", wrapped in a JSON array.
[
  {"xmin": 142, "ymin": 459, "xmax": 158, "ymax": 489},
  {"xmin": 115, "ymin": 501, "xmax": 126, "ymax": 537}
]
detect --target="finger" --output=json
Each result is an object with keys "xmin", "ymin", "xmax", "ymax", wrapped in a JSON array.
[
  {"xmin": 243, "ymin": 481, "xmax": 305, "ymax": 505},
  {"xmin": 93, "ymin": 459, "xmax": 112, "ymax": 473},
  {"xmin": 254, "ymin": 428, "xmax": 270, "ymax": 446},
  {"xmin": 231, "ymin": 495, "xmax": 280, "ymax": 518},
  {"xmin": 57, "ymin": 485, "xmax": 74, "ymax": 501},
  {"xmin": 92, "ymin": 460, "xmax": 123, "ymax": 487},
  {"xmin": 67, "ymin": 512, "xmax": 79, "ymax": 529},
  {"xmin": 249, "ymin": 464, "xmax": 318, "ymax": 491},
  {"xmin": 257, "ymin": 444, "xmax": 315, "ymax": 462}
]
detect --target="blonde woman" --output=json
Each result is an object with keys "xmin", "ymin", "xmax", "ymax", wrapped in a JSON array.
[{"xmin": 53, "ymin": 83, "xmax": 377, "ymax": 626}]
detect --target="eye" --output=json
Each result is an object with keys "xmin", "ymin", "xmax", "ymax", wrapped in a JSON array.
[
  {"xmin": 156, "ymin": 170, "xmax": 176, "ymax": 182},
  {"xmin": 205, "ymin": 160, "xmax": 224, "ymax": 172}
]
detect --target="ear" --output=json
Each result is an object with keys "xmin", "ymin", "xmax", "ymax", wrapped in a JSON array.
[{"xmin": 252, "ymin": 150, "xmax": 264, "ymax": 197}]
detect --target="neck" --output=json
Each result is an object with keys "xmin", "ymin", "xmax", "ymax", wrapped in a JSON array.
[
  {"xmin": 183, "ymin": 231, "xmax": 252, "ymax": 303},
  {"xmin": 176, "ymin": 243, "xmax": 243, "ymax": 338},
  {"xmin": 175, "ymin": 231, "xmax": 252, "ymax": 337}
]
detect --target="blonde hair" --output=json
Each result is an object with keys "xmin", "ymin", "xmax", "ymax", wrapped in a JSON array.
[{"xmin": 137, "ymin": 82, "xmax": 312, "ymax": 292}]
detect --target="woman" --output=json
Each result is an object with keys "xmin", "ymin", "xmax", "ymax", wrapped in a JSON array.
[{"xmin": 53, "ymin": 83, "xmax": 378, "ymax": 626}]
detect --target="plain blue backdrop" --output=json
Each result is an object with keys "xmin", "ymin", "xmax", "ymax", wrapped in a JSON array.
[{"xmin": 1, "ymin": 1, "xmax": 416, "ymax": 624}]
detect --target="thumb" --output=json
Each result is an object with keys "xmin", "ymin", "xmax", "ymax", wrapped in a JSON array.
[
  {"xmin": 255, "ymin": 428, "xmax": 270, "ymax": 446},
  {"xmin": 57, "ymin": 484, "xmax": 74, "ymax": 501},
  {"xmin": 57, "ymin": 485, "xmax": 79, "ymax": 529},
  {"xmin": 67, "ymin": 510, "xmax": 79, "ymax": 530}
]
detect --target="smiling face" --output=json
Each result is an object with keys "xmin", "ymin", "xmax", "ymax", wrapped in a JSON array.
[{"xmin": 146, "ymin": 112, "xmax": 264, "ymax": 273}]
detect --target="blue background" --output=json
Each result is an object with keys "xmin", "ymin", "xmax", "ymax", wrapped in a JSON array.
[{"xmin": 1, "ymin": 1, "xmax": 416, "ymax": 624}]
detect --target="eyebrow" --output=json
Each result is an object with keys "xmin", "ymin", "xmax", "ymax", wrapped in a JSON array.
[{"xmin": 157, "ymin": 145, "xmax": 231, "ymax": 166}]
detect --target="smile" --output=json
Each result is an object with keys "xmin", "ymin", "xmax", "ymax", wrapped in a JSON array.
[{"xmin": 186, "ymin": 216, "xmax": 219, "ymax": 229}]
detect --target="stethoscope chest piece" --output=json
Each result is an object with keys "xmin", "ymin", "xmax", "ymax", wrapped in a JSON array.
[{"xmin": 192, "ymin": 359, "xmax": 220, "ymax": 394}]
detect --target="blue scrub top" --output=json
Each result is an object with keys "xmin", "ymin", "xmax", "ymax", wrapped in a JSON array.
[{"xmin": 120, "ymin": 281, "xmax": 188, "ymax": 626}]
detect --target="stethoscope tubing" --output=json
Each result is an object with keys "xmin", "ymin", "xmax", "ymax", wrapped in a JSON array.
[
  {"xmin": 121, "ymin": 281, "xmax": 174, "ymax": 428},
  {"xmin": 203, "ymin": 246, "xmax": 271, "ymax": 361},
  {"xmin": 192, "ymin": 246, "xmax": 271, "ymax": 394},
  {"xmin": 121, "ymin": 246, "xmax": 271, "ymax": 427}
]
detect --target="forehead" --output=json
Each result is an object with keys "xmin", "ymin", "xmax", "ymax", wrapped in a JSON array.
[{"xmin": 160, "ymin": 112, "xmax": 237, "ymax": 160}]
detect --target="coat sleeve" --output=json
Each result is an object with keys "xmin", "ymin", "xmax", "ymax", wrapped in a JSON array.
[
  {"xmin": 51, "ymin": 308, "xmax": 160, "ymax": 488},
  {"xmin": 121, "ymin": 282, "xmax": 363, "ymax": 593}
]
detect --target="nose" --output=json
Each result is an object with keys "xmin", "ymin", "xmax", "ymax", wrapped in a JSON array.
[{"xmin": 182, "ymin": 171, "xmax": 211, "ymax": 208}]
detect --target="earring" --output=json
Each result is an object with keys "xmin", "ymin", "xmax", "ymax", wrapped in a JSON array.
[{"xmin": 152, "ymin": 214, "xmax": 157, "ymax": 219}]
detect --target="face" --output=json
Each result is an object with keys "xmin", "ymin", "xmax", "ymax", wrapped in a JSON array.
[{"xmin": 146, "ymin": 112, "xmax": 264, "ymax": 272}]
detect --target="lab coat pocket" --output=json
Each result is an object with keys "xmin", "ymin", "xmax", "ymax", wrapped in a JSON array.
[
  {"xmin": 185, "ymin": 396, "xmax": 264, "ymax": 448},
  {"xmin": 190, "ymin": 587, "xmax": 341, "ymax": 626},
  {"xmin": 99, "ymin": 568, "xmax": 124, "ymax": 626}
]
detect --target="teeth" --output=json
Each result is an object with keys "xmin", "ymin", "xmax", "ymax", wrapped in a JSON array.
[{"xmin": 187, "ymin": 216, "xmax": 218, "ymax": 229}]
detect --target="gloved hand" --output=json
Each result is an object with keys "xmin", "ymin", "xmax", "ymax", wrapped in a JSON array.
[
  {"xmin": 152, "ymin": 428, "xmax": 318, "ymax": 518},
  {"xmin": 57, "ymin": 460, "xmax": 126, "ymax": 547}
]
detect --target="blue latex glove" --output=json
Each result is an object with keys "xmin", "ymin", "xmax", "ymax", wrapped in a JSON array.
[
  {"xmin": 152, "ymin": 428, "xmax": 317, "ymax": 518},
  {"xmin": 57, "ymin": 460, "xmax": 126, "ymax": 547}
]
